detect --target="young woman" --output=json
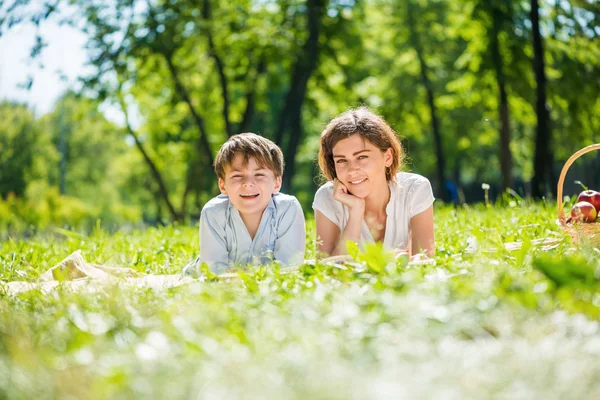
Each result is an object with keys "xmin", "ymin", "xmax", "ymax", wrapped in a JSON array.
[{"xmin": 312, "ymin": 107, "xmax": 435, "ymax": 257}]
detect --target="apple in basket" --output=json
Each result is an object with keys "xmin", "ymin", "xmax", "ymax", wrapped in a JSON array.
[
  {"xmin": 571, "ymin": 201, "xmax": 597, "ymax": 223},
  {"xmin": 577, "ymin": 190, "xmax": 600, "ymax": 213}
]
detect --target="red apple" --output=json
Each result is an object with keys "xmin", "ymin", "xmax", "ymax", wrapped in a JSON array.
[
  {"xmin": 571, "ymin": 201, "xmax": 597, "ymax": 223},
  {"xmin": 577, "ymin": 190, "xmax": 600, "ymax": 213}
]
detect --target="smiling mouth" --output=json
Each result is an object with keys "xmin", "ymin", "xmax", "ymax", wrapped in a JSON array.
[
  {"xmin": 349, "ymin": 178, "xmax": 368, "ymax": 185},
  {"xmin": 240, "ymin": 193, "xmax": 259, "ymax": 199}
]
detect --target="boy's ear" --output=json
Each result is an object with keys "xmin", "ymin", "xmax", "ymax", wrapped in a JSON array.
[
  {"xmin": 218, "ymin": 178, "xmax": 227, "ymax": 195},
  {"xmin": 273, "ymin": 175, "xmax": 282, "ymax": 194}
]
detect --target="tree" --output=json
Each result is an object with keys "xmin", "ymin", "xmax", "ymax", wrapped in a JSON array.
[
  {"xmin": 0, "ymin": 102, "xmax": 50, "ymax": 198},
  {"xmin": 530, "ymin": 0, "xmax": 553, "ymax": 198},
  {"xmin": 274, "ymin": 0, "xmax": 328, "ymax": 192},
  {"xmin": 405, "ymin": 0, "xmax": 447, "ymax": 201},
  {"xmin": 39, "ymin": 93, "xmax": 130, "ymax": 203}
]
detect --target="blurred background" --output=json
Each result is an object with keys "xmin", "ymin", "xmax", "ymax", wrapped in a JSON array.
[{"xmin": 0, "ymin": 0, "xmax": 599, "ymax": 232}]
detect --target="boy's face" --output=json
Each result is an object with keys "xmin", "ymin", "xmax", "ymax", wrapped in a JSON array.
[{"xmin": 218, "ymin": 154, "xmax": 282, "ymax": 217}]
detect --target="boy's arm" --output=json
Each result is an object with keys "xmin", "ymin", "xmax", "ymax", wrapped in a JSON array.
[
  {"xmin": 199, "ymin": 208, "xmax": 230, "ymax": 273},
  {"xmin": 274, "ymin": 198, "xmax": 306, "ymax": 265}
]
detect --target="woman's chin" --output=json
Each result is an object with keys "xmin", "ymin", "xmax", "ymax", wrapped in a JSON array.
[{"xmin": 348, "ymin": 187, "xmax": 370, "ymax": 199}]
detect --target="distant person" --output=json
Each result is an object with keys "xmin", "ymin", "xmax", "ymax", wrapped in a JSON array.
[
  {"xmin": 445, "ymin": 179, "xmax": 460, "ymax": 204},
  {"xmin": 313, "ymin": 107, "xmax": 435, "ymax": 258},
  {"xmin": 183, "ymin": 133, "xmax": 305, "ymax": 275}
]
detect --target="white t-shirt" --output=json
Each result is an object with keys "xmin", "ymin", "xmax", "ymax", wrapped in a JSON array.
[{"xmin": 312, "ymin": 172, "xmax": 435, "ymax": 250}]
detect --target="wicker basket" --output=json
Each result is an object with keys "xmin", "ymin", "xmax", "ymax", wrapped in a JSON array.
[{"xmin": 557, "ymin": 144, "xmax": 600, "ymax": 244}]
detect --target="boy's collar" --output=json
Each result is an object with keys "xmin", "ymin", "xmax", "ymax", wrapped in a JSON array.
[{"xmin": 225, "ymin": 194, "xmax": 277, "ymax": 213}]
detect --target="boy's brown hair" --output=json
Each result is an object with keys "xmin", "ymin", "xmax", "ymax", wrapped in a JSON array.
[
  {"xmin": 318, "ymin": 107, "xmax": 405, "ymax": 182},
  {"xmin": 214, "ymin": 133, "xmax": 285, "ymax": 179}
]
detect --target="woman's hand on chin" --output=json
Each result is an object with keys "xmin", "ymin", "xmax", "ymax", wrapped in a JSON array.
[{"xmin": 333, "ymin": 178, "xmax": 365, "ymax": 215}]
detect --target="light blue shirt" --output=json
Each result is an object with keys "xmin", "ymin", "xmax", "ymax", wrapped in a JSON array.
[{"xmin": 183, "ymin": 193, "xmax": 306, "ymax": 275}]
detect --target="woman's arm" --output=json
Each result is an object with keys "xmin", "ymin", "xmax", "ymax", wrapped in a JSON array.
[
  {"xmin": 315, "ymin": 210, "xmax": 362, "ymax": 256},
  {"xmin": 409, "ymin": 205, "xmax": 435, "ymax": 257}
]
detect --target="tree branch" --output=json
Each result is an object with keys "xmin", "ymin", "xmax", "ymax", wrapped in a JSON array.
[
  {"xmin": 202, "ymin": 0, "xmax": 232, "ymax": 137},
  {"xmin": 163, "ymin": 52, "xmax": 215, "ymax": 168}
]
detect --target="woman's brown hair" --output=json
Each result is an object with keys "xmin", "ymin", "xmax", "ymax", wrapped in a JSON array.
[{"xmin": 317, "ymin": 107, "xmax": 404, "ymax": 182}]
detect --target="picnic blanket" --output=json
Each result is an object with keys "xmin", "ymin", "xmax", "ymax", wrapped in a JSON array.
[
  {"xmin": 2, "ymin": 250, "xmax": 194, "ymax": 296},
  {"xmin": 2, "ymin": 238, "xmax": 554, "ymax": 296}
]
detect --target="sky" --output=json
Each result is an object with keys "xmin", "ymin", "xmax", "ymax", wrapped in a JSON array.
[
  {"xmin": 0, "ymin": 17, "xmax": 90, "ymax": 115},
  {"xmin": 0, "ymin": 14, "xmax": 138, "ymax": 128}
]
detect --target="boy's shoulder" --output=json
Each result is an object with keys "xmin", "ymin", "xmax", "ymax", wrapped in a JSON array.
[
  {"xmin": 272, "ymin": 192, "xmax": 301, "ymax": 211},
  {"xmin": 201, "ymin": 195, "xmax": 230, "ymax": 218},
  {"xmin": 202, "ymin": 193, "xmax": 300, "ymax": 214}
]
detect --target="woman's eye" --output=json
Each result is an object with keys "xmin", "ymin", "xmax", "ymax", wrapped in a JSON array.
[
  {"xmin": 336, "ymin": 159, "xmax": 347, "ymax": 164},
  {"xmin": 359, "ymin": 155, "xmax": 368, "ymax": 160}
]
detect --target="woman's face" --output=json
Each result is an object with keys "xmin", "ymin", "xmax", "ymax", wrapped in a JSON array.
[{"xmin": 332, "ymin": 134, "xmax": 393, "ymax": 198}]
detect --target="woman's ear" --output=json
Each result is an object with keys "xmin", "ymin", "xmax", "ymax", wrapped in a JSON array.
[
  {"xmin": 218, "ymin": 178, "xmax": 227, "ymax": 195},
  {"xmin": 273, "ymin": 175, "xmax": 283, "ymax": 194},
  {"xmin": 384, "ymin": 148, "xmax": 393, "ymax": 167}
]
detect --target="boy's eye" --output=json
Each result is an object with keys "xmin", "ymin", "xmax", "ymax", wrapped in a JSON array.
[
  {"xmin": 231, "ymin": 175, "xmax": 242, "ymax": 179},
  {"xmin": 255, "ymin": 173, "xmax": 265, "ymax": 177}
]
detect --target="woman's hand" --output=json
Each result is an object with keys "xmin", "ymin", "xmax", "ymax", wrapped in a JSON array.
[{"xmin": 333, "ymin": 178, "xmax": 365, "ymax": 215}]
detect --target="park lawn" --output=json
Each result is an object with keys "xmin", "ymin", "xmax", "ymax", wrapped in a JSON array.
[{"xmin": 2, "ymin": 203, "xmax": 600, "ymax": 398}]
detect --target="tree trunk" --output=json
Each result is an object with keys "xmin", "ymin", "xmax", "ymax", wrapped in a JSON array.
[
  {"xmin": 275, "ymin": 0, "xmax": 327, "ymax": 191},
  {"xmin": 239, "ymin": 58, "xmax": 266, "ymax": 134},
  {"xmin": 406, "ymin": 1, "xmax": 447, "ymax": 201},
  {"xmin": 117, "ymin": 93, "xmax": 180, "ymax": 222},
  {"xmin": 530, "ymin": 0, "xmax": 554, "ymax": 199},
  {"xmin": 490, "ymin": 5, "xmax": 513, "ymax": 192},
  {"xmin": 58, "ymin": 105, "xmax": 68, "ymax": 195},
  {"xmin": 282, "ymin": 109, "xmax": 303, "ymax": 191},
  {"xmin": 180, "ymin": 168, "xmax": 193, "ymax": 220}
]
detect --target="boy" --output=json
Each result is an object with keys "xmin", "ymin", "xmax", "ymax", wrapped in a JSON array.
[{"xmin": 183, "ymin": 133, "xmax": 306, "ymax": 275}]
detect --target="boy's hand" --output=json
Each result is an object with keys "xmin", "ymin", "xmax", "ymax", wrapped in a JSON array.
[{"xmin": 333, "ymin": 178, "xmax": 365, "ymax": 215}]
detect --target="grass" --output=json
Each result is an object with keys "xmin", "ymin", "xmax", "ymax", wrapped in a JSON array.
[{"xmin": 2, "ymin": 202, "xmax": 600, "ymax": 398}]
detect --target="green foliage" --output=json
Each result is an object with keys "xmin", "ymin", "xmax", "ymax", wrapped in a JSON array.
[
  {"xmin": 0, "ymin": 96, "xmax": 145, "ymax": 233},
  {"xmin": 346, "ymin": 240, "xmax": 396, "ymax": 273},
  {"xmin": 533, "ymin": 253, "xmax": 599, "ymax": 288},
  {"xmin": 0, "ymin": 187, "xmax": 141, "ymax": 236},
  {"xmin": 2, "ymin": 0, "xmax": 600, "ymax": 219},
  {"xmin": 0, "ymin": 101, "xmax": 56, "ymax": 198}
]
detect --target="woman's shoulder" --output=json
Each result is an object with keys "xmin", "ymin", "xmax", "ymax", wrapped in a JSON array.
[
  {"xmin": 312, "ymin": 181, "xmax": 341, "ymax": 211},
  {"xmin": 315, "ymin": 180, "xmax": 334, "ymax": 195},
  {"xmin": 395, "ymin": 172, "xmax": 431, "ymax": 187},
  {"xmin": 393, "ymin": 172, "xmax": 434, "ymax": 201},
  {"xmin": 393, "ymin": 172, "xmax": 435, "ymax": 215}
]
